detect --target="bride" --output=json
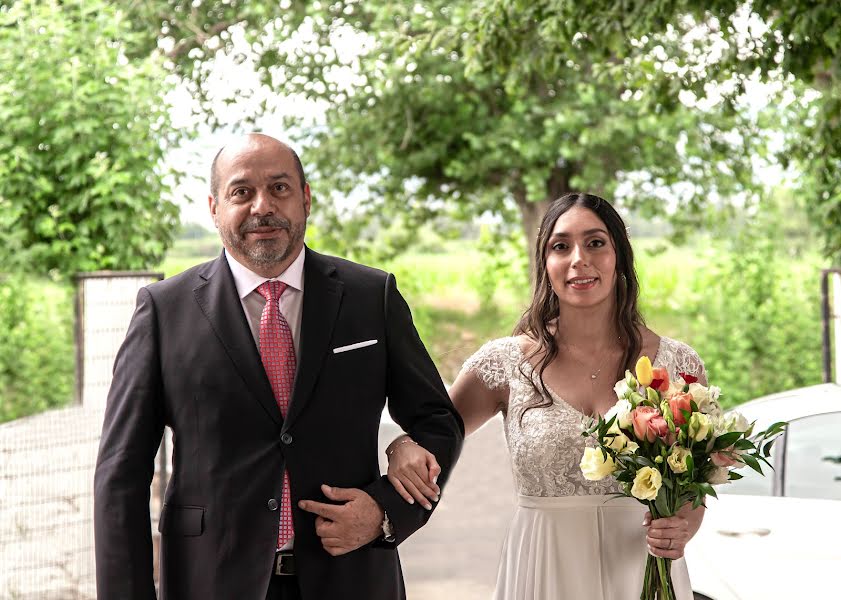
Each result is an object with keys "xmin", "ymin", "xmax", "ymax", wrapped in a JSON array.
[{"xmin": 386, "ymin": 193, "xmax": 706, "ymax": 599}]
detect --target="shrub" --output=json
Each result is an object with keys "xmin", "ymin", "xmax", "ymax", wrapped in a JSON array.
[
  {"xmin": 687, "ymin": 219, "xmax": 823, "ymax": 408},
  {"xmin": 0, "ymin": 276, "xmax": 74, "ymax": 422}
]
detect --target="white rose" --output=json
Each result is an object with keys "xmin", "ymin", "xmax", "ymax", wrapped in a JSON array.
[
  {"xmin": 725, "ymin": 411, "xmax": 750, "ymax": 434},
  {"xmin": 706, "ymin": 465, "xmax": 731, "ymax": 485},
  {"xmin": 688, "ymin": 383, "xmax": 723, "ymax": 415},
  {"xmin": 631, "ymin": 466, "xmax": 662, "ymax": 500},
  {"xmin": 667, "ymin": 446, "xmax": 692, "ymax": 474},
  {"xmin": 605, "ymin": 399, "xmax": 634, "ymax": 429},
  {"xmin": 711, "ymin": 413, "xmax": 729, "ymax": 437},
  {"xmin": 687, "ymin": 382, "xmax": 709, "ymax": 403},
  {"xmin": 580, "ymin": 447, "xmax": 618, "ymax": 481}
]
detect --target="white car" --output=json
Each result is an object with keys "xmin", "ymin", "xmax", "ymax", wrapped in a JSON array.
[{"xmin": 685, "ymin": 383, "xmax": 841, "ymax": 599}]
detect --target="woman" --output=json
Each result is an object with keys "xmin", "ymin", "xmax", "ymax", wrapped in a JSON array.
[{"xmin": 386, "ymin": 193, "xmax": 705, "ymax": 599}]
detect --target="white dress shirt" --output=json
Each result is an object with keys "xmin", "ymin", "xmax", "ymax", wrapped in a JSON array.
[{"xmin": 224, "ymin": 247, "xmax": 305, "ymax": 359}]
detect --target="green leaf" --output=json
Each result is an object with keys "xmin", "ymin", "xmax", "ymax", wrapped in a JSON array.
[{"xmin": 713, "ymin": 431, "xmax": 743, "ymax": 450}]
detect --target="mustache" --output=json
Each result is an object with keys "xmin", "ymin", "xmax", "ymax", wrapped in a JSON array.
[{"xmin": 239, "ymin": 216, "xmax": 291, "ymax": 234}]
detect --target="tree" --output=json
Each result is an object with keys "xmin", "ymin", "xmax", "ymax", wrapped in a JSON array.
[
  {"xmin": 264, "ymin": 1, "xmax": 768, "ymax": 268},
  {"xmin": 64, "ymin": 1, "xmax": 770, "ymax": 269},
  {"xmin": 468, "ymin": 0, "xmax": 841, "ymax": 259},
  {"xmin": 0, "ymin": 0, "xmax": 180, "ymax": 276}
]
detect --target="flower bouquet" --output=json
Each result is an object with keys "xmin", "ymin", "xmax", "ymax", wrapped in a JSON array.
[{"xmin": 579, "ymin": 356, "xmax": 786, "ymax": 600}]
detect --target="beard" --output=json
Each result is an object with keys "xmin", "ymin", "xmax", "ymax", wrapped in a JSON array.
[{"xmin": 218, "ymin": 214, "xmax": 306, "ymax": 268}]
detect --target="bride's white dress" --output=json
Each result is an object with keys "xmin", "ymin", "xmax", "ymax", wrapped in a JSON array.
[{"xmin": 460, "ymin": 336, "xmax": 705, "ymax": 600}]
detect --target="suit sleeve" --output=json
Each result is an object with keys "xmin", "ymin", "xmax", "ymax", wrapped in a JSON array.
[
  {"xmin": 94, "ymin": 287, "xmax": 164, "ymax": 599},
  {"xmin": 364, "ymin": 273, "xmax": 464, "ymax": 545}
]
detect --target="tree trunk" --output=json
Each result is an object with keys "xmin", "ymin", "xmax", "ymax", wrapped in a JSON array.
[{"xmin": 512, "ymin": 165, "xmax": 573, "ymax": 280}]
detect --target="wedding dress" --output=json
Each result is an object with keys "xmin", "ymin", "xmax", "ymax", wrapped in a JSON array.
[{"xmin": 460, "ymin": 336, "xmax": 704, "ymax": 600}]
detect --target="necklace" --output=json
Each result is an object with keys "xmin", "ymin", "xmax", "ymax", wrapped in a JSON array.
[{"xmin": 561, "ymin": 340, "xmax": 621, "ymax": 381}]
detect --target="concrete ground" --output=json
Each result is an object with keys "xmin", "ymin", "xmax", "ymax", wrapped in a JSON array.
[{"xmin": 378, "ymin": 415, "xmax": 515, "ymax": 600}]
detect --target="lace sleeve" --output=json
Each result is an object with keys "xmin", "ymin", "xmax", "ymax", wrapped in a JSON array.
[
  {"xmin": 458, "ymin": 337, "xmax": 519, "ymax": 391},
  {"xmin": 656, "ymin": 337, "xmax": 707, "ymax": 384}
]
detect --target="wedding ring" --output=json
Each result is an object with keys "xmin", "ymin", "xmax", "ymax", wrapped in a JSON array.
[{"xmin": 667, "ymin": 539, "xmax": 673, "ymax": 550}]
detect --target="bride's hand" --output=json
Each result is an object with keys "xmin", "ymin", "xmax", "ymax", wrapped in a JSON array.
[
  {"xmin": 386, "ymin": 436, "xmax": 441, "ymax": 510},
  {"xmin": 643, "ymin": 502, "xmax": 705, "ymax": 559}
]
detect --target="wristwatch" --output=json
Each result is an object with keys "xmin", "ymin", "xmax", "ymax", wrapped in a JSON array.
[{"xmin": 381, "ymin": 511, "xmax": 395, "ymax": 542}]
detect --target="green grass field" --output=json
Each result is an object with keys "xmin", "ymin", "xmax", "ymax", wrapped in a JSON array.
[{"xmin": 159, "ymin": 234, "xmax": 726, "ymax": 383}]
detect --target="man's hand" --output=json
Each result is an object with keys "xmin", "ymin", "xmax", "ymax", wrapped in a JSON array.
[{"xmin": 298, "ymin": 484, "xmax": 385, "ymax": 556}]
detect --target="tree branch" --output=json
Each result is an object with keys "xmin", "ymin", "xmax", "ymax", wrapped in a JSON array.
[{"xmin": 166, "ymin": 19, "xmax": 237, "ymax": 60}]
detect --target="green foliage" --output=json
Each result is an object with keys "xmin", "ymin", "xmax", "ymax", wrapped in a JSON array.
[
  {"xmin": 270, "ymin": 0, "xmax": 765, "ymax": 264},
  {"xmin": 0, "ymin": 0, "xmax": 181, "ymax": 276},
  {"xmin": 472, "ymin": 222, "xmax": 529, "ymax": 310},
  {"xmin": 687, "ymin": 204, "xmax": 824, "ymax": 407},
  {"xmin": 468, "ymin": 0, "xmax": 841, "ymax": 259},
  {"xmin": 0, "ymin": 276, "xmax": 74, "ymax": 422}
]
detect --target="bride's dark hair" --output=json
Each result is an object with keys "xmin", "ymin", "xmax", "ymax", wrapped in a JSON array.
[{"xmin": 513, "ymin": 193, "xmax": 644, "ymax": 421}]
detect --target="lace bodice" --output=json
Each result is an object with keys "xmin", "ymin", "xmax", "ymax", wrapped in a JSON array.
[{"xmin": 459, "ymin": 336, "xmax": 705, "ymax": 497}]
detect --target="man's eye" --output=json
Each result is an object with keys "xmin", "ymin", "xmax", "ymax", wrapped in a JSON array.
[
  {"xmin": 232, "ymin": 188, "xmax": 249, "ymax": 197},
  {"xmin": 274, "ymin": 183, "xmax": 288, "ymax": 192}
]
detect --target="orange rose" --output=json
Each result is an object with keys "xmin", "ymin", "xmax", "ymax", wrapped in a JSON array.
[
  {"xmin": 651, "ymin": 367, "xmax": 670, "ymax": 392},
  {"xmin": 632, "ymin": 406, "xmax": 669, "ymax": 442},
  {"xmin": 668, "ymin": 392, "xmax": 693, "ymax": 426}
]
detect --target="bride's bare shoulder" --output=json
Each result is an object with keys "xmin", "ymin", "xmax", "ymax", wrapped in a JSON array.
[
  {"xmin": 514, "ymin": 333, "xmax": 539, "ymax": 356},
  {"xmin": 639, "ymin": 327, "xmax": 662, "ymax": 357}
]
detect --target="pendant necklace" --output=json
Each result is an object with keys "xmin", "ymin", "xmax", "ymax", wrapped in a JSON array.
[{"xmin": 562, "ymin": 339, "xmax": 620, "ymax": 381}]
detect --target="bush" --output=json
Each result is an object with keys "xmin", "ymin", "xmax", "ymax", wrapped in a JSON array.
[
  {"xmin": 687, "ymin": 218, "xmax": 824, "ymax": 408},
  {"xmin": 0, "ymin": 276, "xmax": 74, "ymax": 422}
]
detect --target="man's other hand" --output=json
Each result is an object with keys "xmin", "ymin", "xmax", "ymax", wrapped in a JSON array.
[{"xmin": 298, "ymin": 484, "xmax": 385, "ymax": 556}]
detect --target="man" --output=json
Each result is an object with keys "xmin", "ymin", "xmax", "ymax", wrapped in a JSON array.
[{"xmin": 94, "ymin": 133, "xmax": 464, "ymax": 599}]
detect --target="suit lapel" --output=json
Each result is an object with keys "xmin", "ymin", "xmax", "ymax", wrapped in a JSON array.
[
  {"xmin": 193, "ymin": 253, "xmax": 282, "ymax": 426},
  {"xmin": 285, "ymin": 248, "xmax": 343, "ymax": 430}
]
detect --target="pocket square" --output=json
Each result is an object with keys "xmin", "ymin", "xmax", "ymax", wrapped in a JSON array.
[{"xmin": 332, "ymin": 339, "xmax": 378, "ymax": 354}]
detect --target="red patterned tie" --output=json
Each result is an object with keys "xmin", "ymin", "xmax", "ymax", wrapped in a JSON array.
[{"xmin": 257, "ymin": 281, "xmax": 296, "ymax": 548}]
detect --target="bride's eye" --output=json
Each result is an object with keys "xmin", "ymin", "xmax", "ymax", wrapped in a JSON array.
[
  {"xmin": 550, "ymin": 242, "xmax": 568, "ymax": 251},
  {"xmin": 589, "ymin": 239, "xmax": 606, "ymax": 248}
]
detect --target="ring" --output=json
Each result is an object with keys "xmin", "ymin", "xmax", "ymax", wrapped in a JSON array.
[{"xmin": 667, "ymin": 539, "xmax": 673, "ymax": 550}]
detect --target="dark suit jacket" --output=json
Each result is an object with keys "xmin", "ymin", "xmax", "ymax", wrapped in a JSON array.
[{"xmin": 94, "ymin": 248, "xmax": 464, "ymax": 600}]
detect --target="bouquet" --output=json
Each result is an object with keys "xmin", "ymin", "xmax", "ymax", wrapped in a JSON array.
[{"xmin": 579, "ymin": 356, "xmax": 786, "ymax": 600}]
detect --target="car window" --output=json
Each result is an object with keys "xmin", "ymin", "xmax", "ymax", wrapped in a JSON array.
[
  {"xmin": 719, "ymin": 447, "xmax": 775, "ymax": 497},
  {"xmin": 784, "ymin": 412, "xmax": 841, "ymax": 500}
]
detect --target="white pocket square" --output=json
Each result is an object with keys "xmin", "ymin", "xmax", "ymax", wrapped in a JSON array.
[{"xmin": 332, "ymin": 339, "xmax": 378, "ymax": 354}]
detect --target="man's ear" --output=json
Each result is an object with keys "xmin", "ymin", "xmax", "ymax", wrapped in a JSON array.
[
  {"xmin": 208, "ymin": 195, "xmax": 218, "ymax": 225},
  {"xmin": 303, "ymin": 183, "xmax": 312, "ymax": 217}
]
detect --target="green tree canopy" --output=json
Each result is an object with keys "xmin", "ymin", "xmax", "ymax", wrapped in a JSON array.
[
  {"xmin": 0, "ymin": 0, "xmax": 180, "ymax": 276},
  {"xmin": 468, "ymin": 0, "xmax": 841, "ymax": 258},
  {"xmin": 226, "ymin": 1, "xmax": 766, "ymax": 265},
  {"xmin": 28, "ymin": 1, "xmax": 819, "ymax": 266}
]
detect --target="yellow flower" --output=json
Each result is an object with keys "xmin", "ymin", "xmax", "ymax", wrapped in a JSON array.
[
  {"xmin": 635, "ymin": 356, "xmax": 654, "ymax": 387},
  {"xmin": 667, "ymin": 446, "xmax": 692, "ymax": 473},
  {"xmin": 580, "ymin": 447, "xmax": 618, "ymax": 481},
  {"xmin": 605, "ymin": 422, "xmax": 639, "ymax": 454},
  {"xmin": 631, "ymin": 466, "xmax": 662, "ymax": 501}
]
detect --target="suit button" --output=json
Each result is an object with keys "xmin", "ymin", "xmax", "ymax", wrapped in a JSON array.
[
  {"xmin": 281, "ymin": 432, "xmax": 293, "ymax": 445},
  {"xmin": 267, "ymin": 499, "xmax": 279, "ymax": 511}
]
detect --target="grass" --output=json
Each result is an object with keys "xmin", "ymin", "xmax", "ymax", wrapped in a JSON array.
[{"xmin": 155, "ymin": 233, "xmax": 827, "ymax": 392}]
